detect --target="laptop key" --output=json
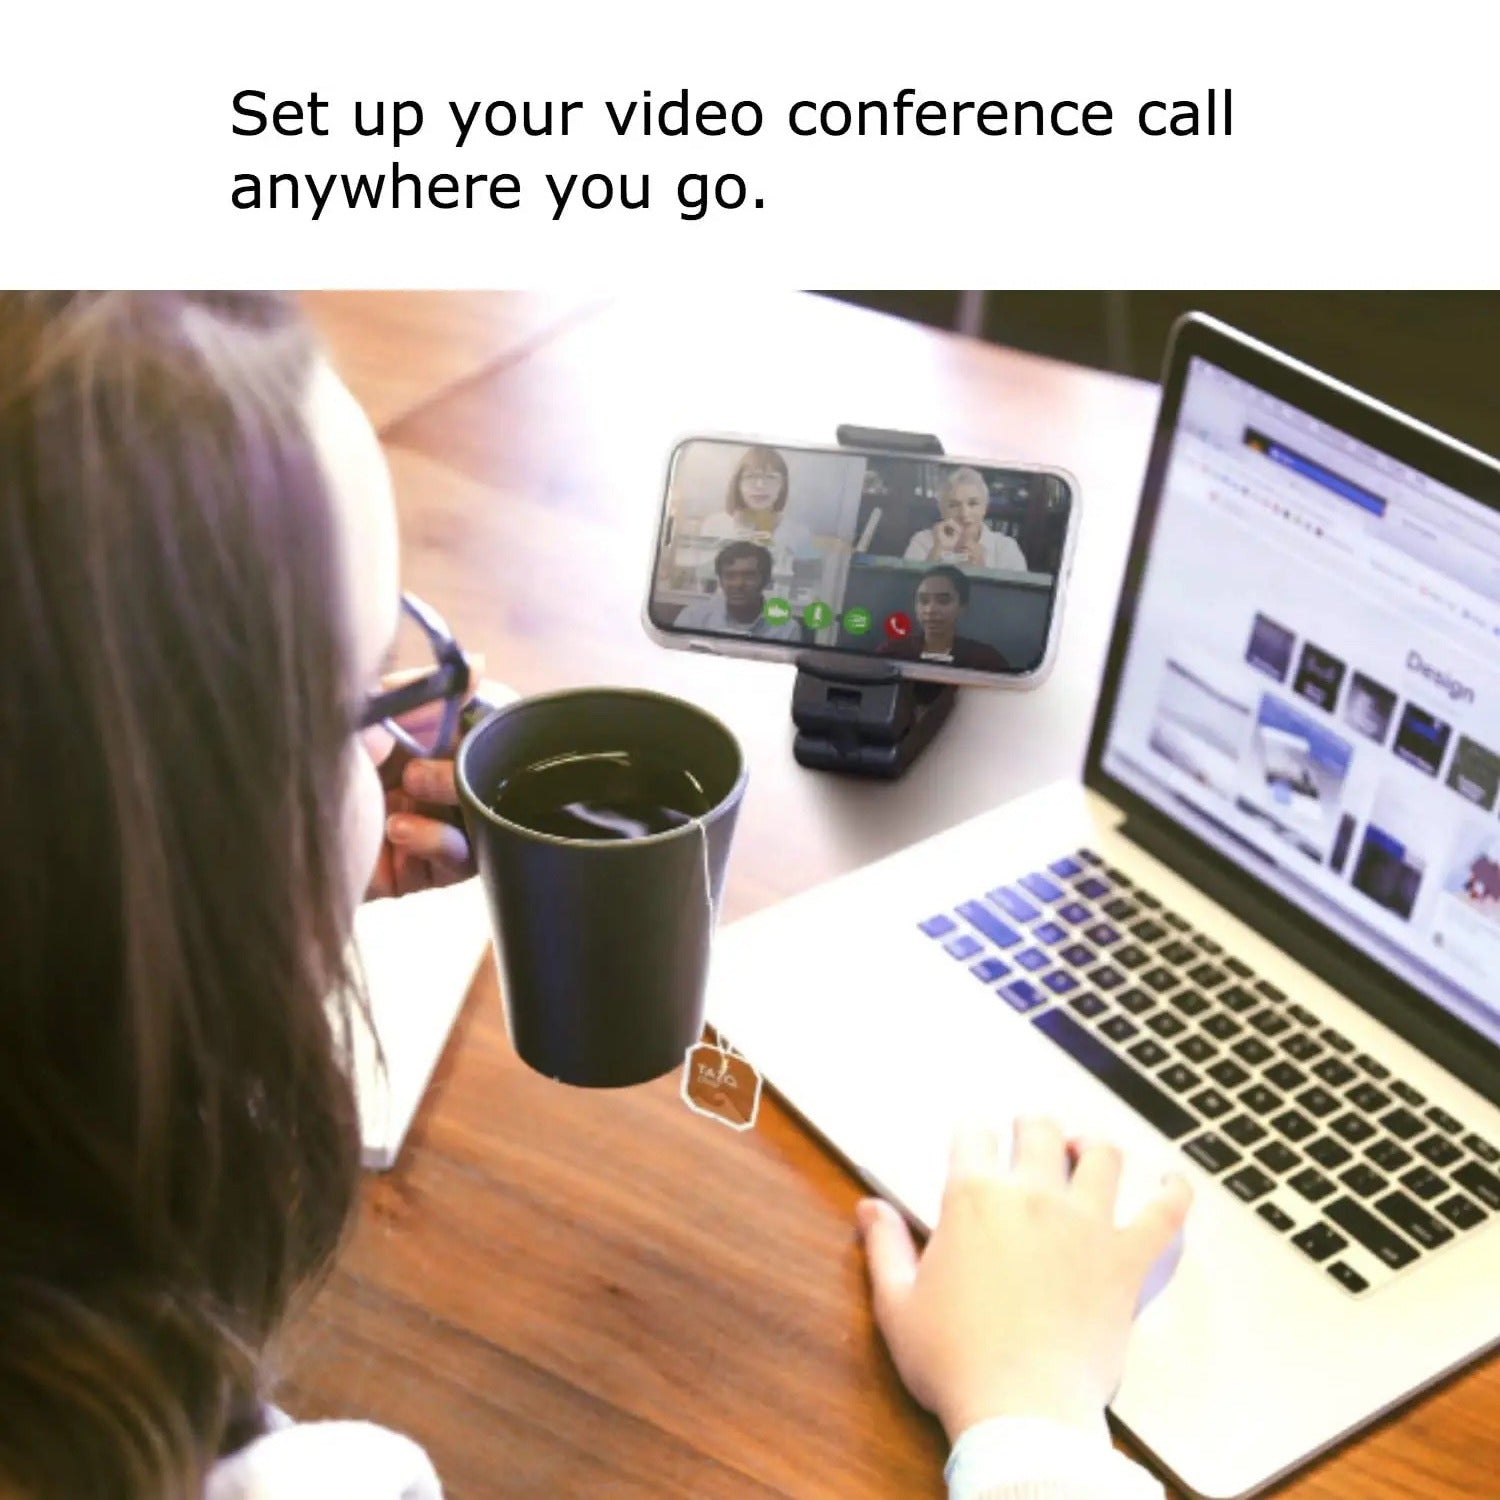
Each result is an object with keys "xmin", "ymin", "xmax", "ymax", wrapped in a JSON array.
[
  {"xmin": 1195, "ymin": 935, "xmax": 1224, "ymax": 955},
  {"xmin": 1163, "ymin": 912, "xmax": 1190, "ymax": 932},
  {"xmin": 1020, "ymin": 872, "xmax": 1066, "ymax": 903},
  {"xmin": 1250, "ymin": 1009, "xmax": 1290, "ymax": 1037},
  {"xmin": 1057, "ymin": 900, "xmax": 1093, "ymax": 925},
  {"xmin": 1282, "ymin": 1033, "xmax": 1323, "ymax": 1062},
  {"xmin": 1100, "ymin": 1015, "xmax": 1138, "ymax": 1044},
  {"xmin": 1348, "ymin": 1083, "xmax": 1390, "ymax": 1113},
  {"xmin": 1131, "ymin": 918, "xmax": 1168, "ymax": 944},
  {"xmin": 1416, "ymin": 1135, "xmax": 1462, "ymax": 1169},
  {"xmin": 1225, "ymin": 1166, "xmax": 1275, "ymax": 1202},
  {"xmin": 1076, "ymin": 848, "xmax": 1102, "ymax": 865},
  {"xmin": 1148, "ymin": 1012, "xmax": 1186, "ymax": 1039},
  {"xmin": 1290, "ymin": 1166, "xmax": 1335, "ymax": 1201},
  {"xmin": 1128, "ymin": 1038, "xmax": 1169, "ymax": 1068},
  {"xmin": 1159, "ymin": 1064, "xmax": 1200, "ymax": 1093},
  {"xmin": 1084, "ymin": 923, "xmax": 1121, "ymax": 947},
  {"xmin": 1453, "ymin": 1161, "xmax": 1500, "ymax": 1211},
  {"xmin": 1327, "ymin": 1262, "xmax": 1370, "ymax": 1294},
  {"xmin": 1287, "ymin": 1003, "xmax": 1321, "ymax": 1028},
  {"xmin": 1160, "ymin": 940, "xmax": 1197, "ymax": 966},
  {"xmin": 1258, "ymin": 1202, "xmax": 1293, "ymax": 1231},
  {"xmin": 1014, "ymin": 947, "xmax": 1051, "ymax": 972},
  {"xmin": 1060, "ymin": 942, "xmax": 1095, "ymax": 966},
  {"xmin": 1354, "ymin": 1053, "xmax": 1391, "ymax": 1081},
  {"xmin": 1183, "ymin": 1132, "xmax": 1241, "ymax": 1173},
  {"xmin": 1135, "ymin": 890, "xmax": 1163, "ymax": 909},
  {"xmin": 1233, "ymin": 1037, "xmax": 1274, "ymax": 1066},
  {"xmin": 1307, "ymin": 1137, "xmax": 1353, "ymax": 1169},
  {"xmin": 1436, "ymin": 1194, "xmax": 1486, "ymax": 1231},
  {"xmin": 1265, "ymin": 1062, "xmax": 1306, "ymax": 1092},
  {"xmin": 1208, "ymin": 1059, "xmax": 1250, "ymax": 1089},
  {"xmin": 1103, "ymin": 865, "xmax": 1134, "ymax": 887},
  {"xmin": 1367, "ymin": 1139, "xmax": 1412, "ymax": 1172},
  {"xmin": 1379, "ymin": 1108, "xmax": 1426, "ymax": 1140},
  {"xmin": 957, "ymin": 902, "xmax": 1023, "ymax": 949},
  {"xmin": 1220, "ymin": 985, "xmax": 1259, "ymax": 1013},
  {"xmin": 1255, "ymin": 980, "xmax": 1286, "ymax": 1003},
  {"xmin": 1313, "ymin": 1057, "xmax": 1357, "ymax": 1087},
  {"xmin": 1178, "ymin": 1035, "xmax": 1216, "ymax": 1065},
  {"xmin": 999, "ymin": 979, "xmax": 1048, "ymax": 1013},
  {"xmin": 1043, "ymin": 969, "xmax": 1079, "ymax": 994},
  {"xmin": 1091, "ymin": 966, "xmax": 1126, "ymax": 991},
  {"xmin": 1319, "ymin": 1027, "xmax": 1355, "ymax": 1054},
  {"xmin": 1034, "ymin": 922, "xmax": 1070, "ymax": 945},
  {"xmin": 1325, "ymin": 1198, "xmax": 1419, "ymax": 1269},
  {"xmin": 1225, "ymin": 956, "xmax": 1253, "ymax": 978},
  {"xmin": 1112, "ymin": 944, "xmax": 1149, "ymax": 971},
  {"xmin": 1069, "ymin": 991, "xmax": 1109, "ymax": 1018},
  {"xmin": 1257, "ymin": 1140, "xmax": 1299, "ymax": 1174},
  {"xmin": 970, "ymin": 957, "xmax": 1011, "ymax": 983},
  {"xmin": 1223, "ymin": 1113, "xmax": 1266, "ymax": 1146},
  {"xmin": 1291, "ymin": 1222, "xmax": 1347, "ymax": 1262},
  {"xmin": 1102, "ymin": 897, "xmax": 1137, "ymax": 921},
  {"xmin": 1202, "ymin": 1013, "xmax": 1242, "ymax": 1042},
  {"xmin": 919, "ymin": 914, "xmax": 957, "ymax": 937},
  {"xmin": 1075, "ymin": 876, "xmax": 1111, "ymax": 900},
  {"xmin": 1115, "ymin": 986, "xmax": 1154, "ymax": 1014},
  {"xmin": 1296, "ymin": 1086, "xmax": 1340, "ymax": 1118},
  {"xmin": 1190, "ymin": 1088, "xmax": 1232, "ymax": 1119},
  {"xmin": 1188, "ymin": 962, "xmax": 1227, "ymax": 989},
  {"xmin": 988, "ymin": 886, "xmax": 1041, "ymax": 922},
  {"xmin": 1029, "ymin": 1008, "xmax": 1197, "ymax": 1139},
  {"xmin": 1272, "ymin": 1110, "xmax": 1316, "ymax": 1143},
  {"xmin": 1142, "ymin": 966, "xmax": 1178, "ymax": 993},
  {"xmin": 1048, "ymin": 856, "xmax": 1083, "ymax": 878},
  {"xmin": 1425, "ymin": 1106, "xmax": 1463, "ymax": 1136},
  {"xmin": 1464, "ymin": 1134, "xmax": 1498, "ymax": 1165},
  {"xmin": 1240, "ymin": 1085, "xmax": 1281, "ymax": 1115},
  {"xmin": 1169, "ymin": 989, "xmax": 1209, "ymax": 1017},
  {"xmin": 1339, "ymin": 1164, "xmax": 1387, "ymax": 1199},
  {"xmin": 1399, "ymin": 1166, "xmax": 1447, "ymax": 1201},
  {"xmin": 1389, "ymin": 1079, "xmax": 1425, "ymax": 1107},
  {"xmin": 1331, "ymin": 1114, "xmax": 1376, "ymax": 1145},
  {"xmin": 945, "ymin": 934, "xmax": 982, "ymax": 960},
  {"xmin": 1375, "ymin": 1191, "xmax": 1453, "ymax": 1249}
]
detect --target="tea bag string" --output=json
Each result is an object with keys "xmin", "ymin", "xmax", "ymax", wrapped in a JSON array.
[{"xmin": 692, "ymin": 809, "xmax": 737, "ymax": 1061}]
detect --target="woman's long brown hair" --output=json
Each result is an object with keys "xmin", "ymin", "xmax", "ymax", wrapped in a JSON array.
[{"xmin": 0, "ymin": 293, "xmax": 365, "ymax": 1496}]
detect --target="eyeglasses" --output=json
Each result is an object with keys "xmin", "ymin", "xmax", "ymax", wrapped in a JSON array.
[{"xmin": 356, "ymin": 592, "xmax": 470, "ymax": 758}]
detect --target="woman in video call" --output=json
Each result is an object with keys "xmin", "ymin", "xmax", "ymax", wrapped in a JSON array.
[
  {"xmin": 0, "ymin": 293, "xmax": 1186, "ymax": 1499},
  {"xmin": 904, "ymin": 465, "xmax": 1029, "ymax": 572},
  {"xmin": 879, "ymin": 565, "xmax": 1013, "ymax": 671},
  {"xmin": 697, "ymin": 442, "xmax": 819, "ymax": 568}
]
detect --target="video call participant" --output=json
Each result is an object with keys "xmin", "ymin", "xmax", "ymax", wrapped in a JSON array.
[
  {"xmin": 904, "ymin": 466, "xmax": 1029, "ymax": 572},
  {"xmin": 879, "ymin": 565, "xmax": 1012, "ymax": 670},
  {"xmin": 675, "ymin": 541, "xmax": 803, "ymax": 640},
  {"xmin": 696, "ymin": 444, "xmax": 819, "ymax": 566}
]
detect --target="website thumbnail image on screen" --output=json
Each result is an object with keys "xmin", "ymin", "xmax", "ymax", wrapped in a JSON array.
[
  {"xmin": 1102, "ymin": 356, "xmax": 1500, "ymax": 1049},
  {"xmin": 652, "ymin": 439, "xmax": 1071, "ymax": 673}
]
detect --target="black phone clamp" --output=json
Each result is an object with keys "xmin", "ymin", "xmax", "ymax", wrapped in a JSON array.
[{"xmin": 790, "ymin": 426, "xmax": 958, "ymax": 779}]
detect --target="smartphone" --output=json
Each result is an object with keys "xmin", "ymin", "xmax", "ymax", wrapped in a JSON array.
[{"xmin": 642, "ymin": 434, "xmax": 1080, "ymax": 687}]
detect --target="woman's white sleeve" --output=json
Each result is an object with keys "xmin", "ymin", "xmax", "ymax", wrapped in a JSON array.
[
  {"xmin": 946, "ymin": 1414, "xmax": 1165, "ymax": 1500},
  {"xmin": 206, "ymin": 1420, "xmax": 442, "ymax": 1500}
]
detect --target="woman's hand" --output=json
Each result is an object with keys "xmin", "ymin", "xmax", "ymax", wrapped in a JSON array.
[
  {"xmin": 857, "ymin": 1118, "xmax": 1192, "ymax": 1440},
  {"xmin": 932, "ymin": 517, "xmax": 964, "ymax": 554},
  {"xmin": 365, "ymin": 663, "xmax": 483, "ymax": 900}
]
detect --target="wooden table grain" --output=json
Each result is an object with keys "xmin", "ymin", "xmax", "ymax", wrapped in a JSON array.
[{"xmin": 284, "ymin": 291, "xmax": 1499, "ymax": 1499}]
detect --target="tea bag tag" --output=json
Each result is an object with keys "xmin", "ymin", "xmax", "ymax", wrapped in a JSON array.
[{"xmin": 681, "ymin": 1031, "xmax": 762, "ymax": 1132}]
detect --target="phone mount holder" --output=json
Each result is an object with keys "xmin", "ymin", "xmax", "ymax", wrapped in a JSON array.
[{"xmin": 790, "ymin": 426, "xmax": 958, "ymax": 779}]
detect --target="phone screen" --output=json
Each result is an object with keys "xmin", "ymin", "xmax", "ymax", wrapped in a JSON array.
[{"xmin": 648, "ymin": 438, "xmax": 1075, "ymax": 675}]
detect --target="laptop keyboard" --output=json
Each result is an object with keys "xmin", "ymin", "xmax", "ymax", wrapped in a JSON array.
[{"xmin": 920, "ymin": 848, "xmax": 1498, "ymax": 1297}]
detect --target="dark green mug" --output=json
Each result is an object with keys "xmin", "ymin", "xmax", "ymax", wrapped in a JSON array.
[{"xmin": 455, "ymin": 688, "xmax": 748, "ymax": 1087}]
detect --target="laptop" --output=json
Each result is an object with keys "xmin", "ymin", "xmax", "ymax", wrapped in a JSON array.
[{"xmin": 707, "ymin": 315, "xmax": 1500, "ymax": 1498}]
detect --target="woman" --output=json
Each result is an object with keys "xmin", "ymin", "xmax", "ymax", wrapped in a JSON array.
[
  {"xmin": 904, "ymin": 465, "xmax": 1029, "ymax": 572},
  {"xmin": 696, "ymin": 443, "xmax": 818, "ymax": 571},
  {"xmin": 0, "ymin": 293, "xmax": 1187, "ymax": 1498},
  {"xmin": 878, "ymin": 564, "xmax": 1012, "ymax": 670}
]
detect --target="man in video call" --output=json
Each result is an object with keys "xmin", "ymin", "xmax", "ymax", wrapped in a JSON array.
[
  {"xmin": 878, "ymin": 565, "xmax": 1011, "ymax": 670},
  {"xmin": 675, "ymin": 541, "xmax": 803, "ymax": 641}
]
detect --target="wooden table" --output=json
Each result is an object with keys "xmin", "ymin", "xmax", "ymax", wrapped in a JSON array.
[{"xmin": 284, "ymin": 292, "xmax": 1498, "ymax": 1499}]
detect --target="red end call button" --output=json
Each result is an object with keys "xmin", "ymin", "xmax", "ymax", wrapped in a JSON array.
[{"xmin": 884, "ymin": 611, "xmax": 912, "ymax": 641}]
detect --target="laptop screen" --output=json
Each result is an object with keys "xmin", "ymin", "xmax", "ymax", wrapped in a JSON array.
[{"xmin": 1097, "ymin": 342, "xmax": 1500, "ymax": 1055}]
